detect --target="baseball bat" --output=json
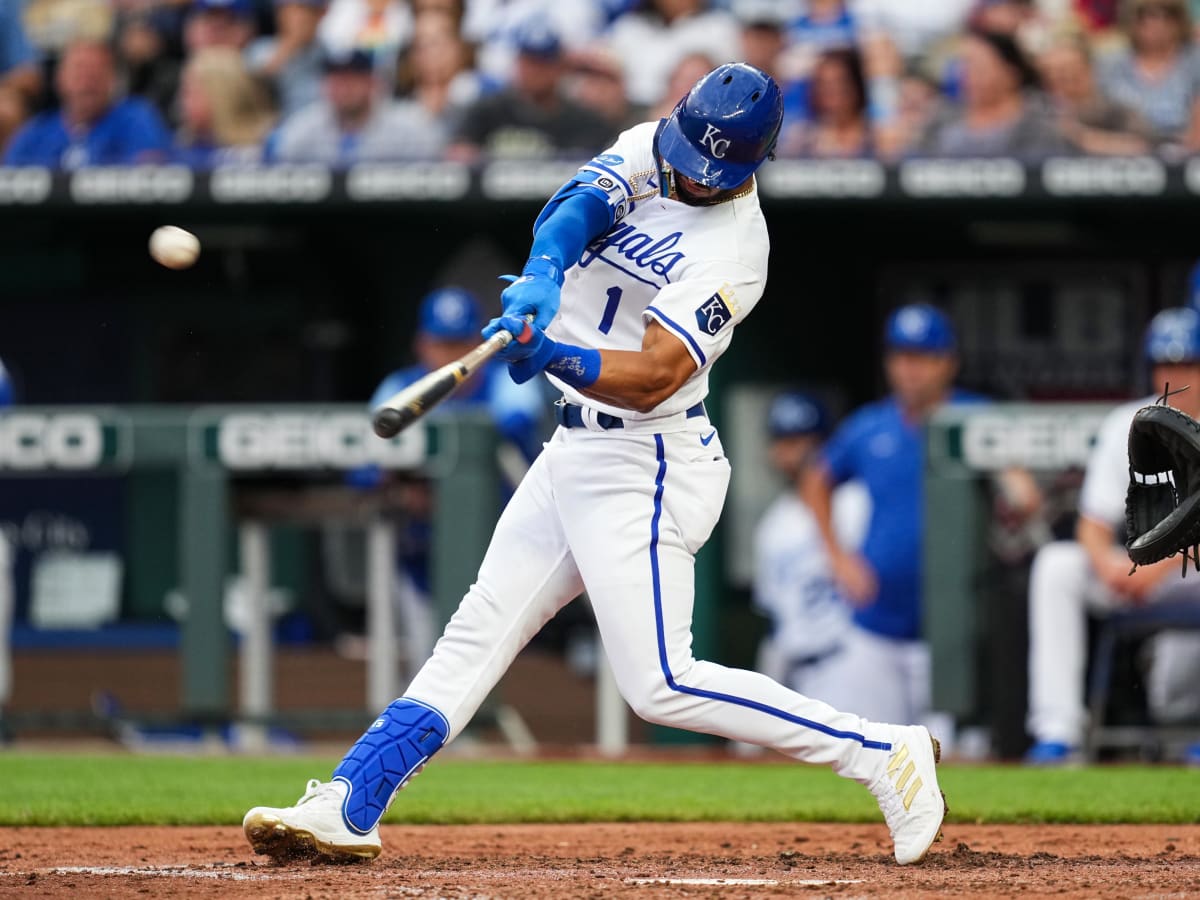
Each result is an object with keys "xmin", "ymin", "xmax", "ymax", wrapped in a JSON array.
[{"xmin": 372, "ymin": 319, "xmax": 530, "ymax": 439}]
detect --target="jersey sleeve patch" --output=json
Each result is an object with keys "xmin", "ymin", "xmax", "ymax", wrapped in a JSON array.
[{"xmin": 694, "ymin": 286, "xmax": 738, "ymax": 336}]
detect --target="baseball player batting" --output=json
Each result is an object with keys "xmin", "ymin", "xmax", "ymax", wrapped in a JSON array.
[{"xmin": 242, "ymin": 62, "xmax": 946, "ymax": 866}]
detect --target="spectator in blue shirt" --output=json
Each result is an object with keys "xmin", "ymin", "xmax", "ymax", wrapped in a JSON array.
[
  {"xmin": 801, "ymin": 304, "xmax": 1039, "ymax": 729},
  {"xmin": 5, "ymin": 40, "xmax": 172, "ymax": 168},
  {"xmin": 790, "ymin": 0, "xmax": 857, "ymax": 51}
]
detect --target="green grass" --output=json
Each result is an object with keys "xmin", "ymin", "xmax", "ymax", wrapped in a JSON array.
[{"xmin": 2, "ymin": 754, "xmax": 1198, "ymax": 826}]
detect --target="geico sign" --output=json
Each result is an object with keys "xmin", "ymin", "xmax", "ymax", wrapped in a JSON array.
[
  {"xmin": 0, "ymin": 414, "xmax": 104, "ymax": 469},
  {"xmin": 217, "ymin": 414, "xmax": 424, "ymax": 470},
  {"xmin": 961, "ymin": 413, "xmax": 1105, "ymax": 470}
]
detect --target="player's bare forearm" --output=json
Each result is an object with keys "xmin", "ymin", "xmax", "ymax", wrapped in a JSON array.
[
  {"xmin": 800, "ymin": 463, "xmax": 841, "ymax": 556},
  {"xmin": 800, "ymin": 463, "xmax": 877, "ymax": 602},
  {"xmin": 1078, "ymin": 514, "xmax": 1169, "ymax": 598},
  {"xmin": 575, "ymin": 322, "xmax": 697, "ymax": 413}
]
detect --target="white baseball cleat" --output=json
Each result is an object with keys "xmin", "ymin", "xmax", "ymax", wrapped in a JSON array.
[
  {"xmin": 243, "ymin": 779, "xmax": 381, "ymax": 862},
  {"xmin": 868, "ymin": 725, "xmax": 947, "ymax": 865}
]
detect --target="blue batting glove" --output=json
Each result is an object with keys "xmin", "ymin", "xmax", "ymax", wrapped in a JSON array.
[
  {"xmin": 498, "ymin": 256, "xmax": 563, "ymax": 331},
  {"xmin": 484, "ymin": 315, "xmax": 558, "ymax": 384},
  {"xmin": 481, "ymin": 314, "xmax": 527, "ymax": 343},
  {"xmin": 481, "ymin": 316, "xmax": 505, "ymax": 341}
]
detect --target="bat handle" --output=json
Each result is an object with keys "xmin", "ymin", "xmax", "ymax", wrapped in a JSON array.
[{"xmin": 504, "ymin": 314, "xmax": 536, "ymax": 345}]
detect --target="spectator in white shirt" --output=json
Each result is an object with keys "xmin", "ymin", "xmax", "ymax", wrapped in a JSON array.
[
  {"xmin": 852, "ymin": 0, "xmax": 975, "ymax": 61},
  {"xmin": 606, "ymin": 0, "xmax": 740, "ymax": 107},
  {"xmin": 269, "ymin": 47, "xmax": 446, "ymax": 163}
]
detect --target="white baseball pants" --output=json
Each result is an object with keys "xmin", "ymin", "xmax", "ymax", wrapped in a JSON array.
[
  {"xmin": 405, "ymin": 423, "xmax": 896, "ymax": 783},
  {"xmin": 1027, "ymin": 540, "xmax": 1200, "ymax": 746}
]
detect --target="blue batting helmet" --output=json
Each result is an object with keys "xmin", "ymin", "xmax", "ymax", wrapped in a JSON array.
[
  {"xmin": 767, "ymin": 391, "xmax": 829, "ymax": 439},
  {"xmin": 656, "ymin": 63, "xmax": 783, "ymax": 190},
  {"xmin": 885, "ymin": 304, "xmax": 957, "ymax": 354},
  {"xmin": 1145, "ymin": 306, "xmax": 1200, "ymax": 364}
]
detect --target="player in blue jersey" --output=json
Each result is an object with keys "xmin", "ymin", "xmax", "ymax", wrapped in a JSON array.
[
  {"xmin": 363, "ymin": 287, "xmax": 545, "ymax": 681},
  {"xmin": 802, "ymin": 304, "xmax": 1039, "ymax": 728},
  {"xmin": 369, "ymin": 287, "xmax": 545, "ymax": 464}
]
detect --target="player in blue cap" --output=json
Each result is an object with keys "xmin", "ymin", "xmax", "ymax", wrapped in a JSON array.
[
  {"xmin": 370, "ymin": 287, "xmax": 545, "ymax": 460},
  {"xmin": 1026, "ymin": 306, "xmax": 1200, "ymax": 765},
  {"xmin": 802, "ymin": 303, "xmax": 1038, "ymax": 731},
  {"xmin": 358, "ymin": 288, "xmax": 545, "ymax": 685},
  {"xmin": 751, "ymin": 391, "xmax": 865, "ymax": 710}
]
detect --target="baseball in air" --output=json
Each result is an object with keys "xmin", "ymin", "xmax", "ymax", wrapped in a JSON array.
[{"xmin": 149, "ymin": 225, "xmax": 200, "ymax": 269}]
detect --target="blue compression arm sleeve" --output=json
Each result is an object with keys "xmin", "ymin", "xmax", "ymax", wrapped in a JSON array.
[{"xmin": 528, "ymin": 190, "xmax": 613, "ymax": 272}]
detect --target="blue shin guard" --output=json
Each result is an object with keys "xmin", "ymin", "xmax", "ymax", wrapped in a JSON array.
[{"xmin": 332, "ymin": 698, "xmax": 449, "ymax": 834}]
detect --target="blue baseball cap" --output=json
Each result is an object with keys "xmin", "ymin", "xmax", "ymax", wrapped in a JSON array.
[
  {"xmin": 767, "ymin": 391, "xmax": 828, "ymax": 438},
  {"xmin": 885, "ymin": 304, "xmax": 957, "ymax": 354},
  {"xmin": 419, "ymin": 288, "xmax": 482, "ymax": 340},
  {"xmin": 192, "ymin": 0, "xmax": 254, "ymax": 18},
  {"xmin": 513, "ymin": 19, "xmax": 562, "ymax": 59},
  {"xmin": 1145, "ymin": 306, "xmax": 1200, "ymax": 364},
  {"xmin": 322, "ymin": 47, "xmax": 374, "ymax": 73}
]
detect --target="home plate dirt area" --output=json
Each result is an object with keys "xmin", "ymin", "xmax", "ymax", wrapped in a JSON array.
[{"xmin": 1, "ymin": 822, "xmax": 1197, "ymax": 899}]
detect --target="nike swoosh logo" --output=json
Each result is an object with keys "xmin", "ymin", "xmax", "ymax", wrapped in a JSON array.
[{"xmin": 700, "ymin": 431, "xmax": 716, "ymax": 446}]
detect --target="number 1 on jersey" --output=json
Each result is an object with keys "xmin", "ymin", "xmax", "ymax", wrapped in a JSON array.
[{"xmin": 598, "ymin": 286, "xmax": 622, "ymax": 335}]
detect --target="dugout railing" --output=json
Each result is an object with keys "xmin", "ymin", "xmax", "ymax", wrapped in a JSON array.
[{"xmin": 0, "ymin": 407, "xmax": 529, "ymax": 744}]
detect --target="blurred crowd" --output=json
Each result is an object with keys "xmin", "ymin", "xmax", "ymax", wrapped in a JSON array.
[{"xmin": 2, "ymin": 0, "xmax": 1200, "ymax": 167}]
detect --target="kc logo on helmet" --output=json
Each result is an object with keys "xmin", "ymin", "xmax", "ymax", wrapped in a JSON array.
[{"xmin": 700, "ymin": 124, "xmax": 731, "ymax": 160}]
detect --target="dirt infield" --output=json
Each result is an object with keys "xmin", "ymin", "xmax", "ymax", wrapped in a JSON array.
[{"xmin": 2, "ymin": 823, "xmax": 1198, "ymax": 899}]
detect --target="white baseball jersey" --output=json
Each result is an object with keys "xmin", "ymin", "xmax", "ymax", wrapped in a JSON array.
[
  {"xmin": 1078, "ymin": 397, "xmax": 1153, "ymax": 529},
  {"xmin": 545, "ymin": 121, "xmax": 770, "ymax": 420},
  {"xmin": 401, "ymin": 120, "xmax": 903, "ymax": 800},
  {"xmin": 753, "ymin": 485, "xmax": 870, "ymax": 661}
]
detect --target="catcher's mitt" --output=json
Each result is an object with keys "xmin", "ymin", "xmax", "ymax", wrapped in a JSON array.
[{"xmin": 1125, "ymin": 401, "xmax": 1200, "ymax": 572}]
